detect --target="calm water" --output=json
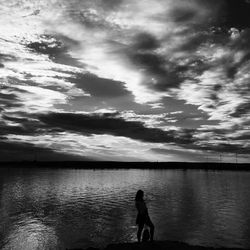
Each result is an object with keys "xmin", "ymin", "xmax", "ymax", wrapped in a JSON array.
[{"xmin": 0, "ymin": 168, "xmax": 250, "ymax": 250}]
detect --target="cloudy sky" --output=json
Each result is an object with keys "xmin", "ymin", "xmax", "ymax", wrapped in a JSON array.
[{"xmin": 0, "ymin": 0, "xmax": 249, "ymax": 162}]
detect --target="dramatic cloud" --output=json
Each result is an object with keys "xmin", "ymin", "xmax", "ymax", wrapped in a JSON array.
[
  {"xmin": 67, "ymin": 73, "xmax": 131, "ymax": 98},
  {"xmin": 0, "ymin": 0, "xmax": 249, "ymax": 162},
  {"xmin": 38, "ymin": 112, "xmax": 195, "ymax": 145}
]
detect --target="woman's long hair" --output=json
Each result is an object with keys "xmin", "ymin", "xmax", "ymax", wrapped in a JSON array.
[{"xmin": 135, "ymin": 189, "xmax": 144, "ymax": 201}]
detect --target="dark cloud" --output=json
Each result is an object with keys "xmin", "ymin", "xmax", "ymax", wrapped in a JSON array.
[
  {"xmin": 0, "ymin": 53, "xmax": 18, "ymax": 68},
  {"xmin": 0, "ymin": 92, "xmax": 18, "ymax": 104},
  {"xmin": 230, "ymin": 102, "xmax": 250, "ymax": 118},
  {"xmin": 0, "ymin": 53, "xmax": 17, "ymax": 63},
  {"xmin": 225, "ymin": 29, "xmax": 250, "ymax": 78},
  {"xmin": 197, "ymin": 126, "xmax": 233, "ymax": 137},
  {"xmin": 171, "ymin": 18, "xmax": 250, "ymax": 84},
  {"xmin": 200, "ymin": 143, "xmax": 250, "ymax": 154},
  {"xmin": 171, "ymin": 0, "xmax": 247, "ymax": 31},
  {"xmin": 133, "ymin": 33, "xmax": 160, "ymax": 51},
  {"xmin": 38, "ymin": 112, "xmax": 195, "ymax": 145},
  {"xmin": 230, "ymin": 134, "xmax": 250, "ymax": 141},
  {"xmin": 0, "ymin": 140, "xmax": 90, "ymax": 161},
  {"xmin": 131, "ymin": 52, "xmax": 166, "ymax": 76},
  {"xmin": 124, "ymin": 31, "xmax": 186, "ymax": 90},
  {"xmin": 177, "ymin": 32, "xmax": 208, "ymax": 52},
  {"xmin": 196, "ymin": 123, "xmax": 250, "ymax": 146},
  {"xmin": 157, "ymin": 0, "xmax": 224, "ymax": 28},
  {"xmin": 0, "ymin": 87, "xmax": 23, "ymax": 110},
  {"xmin": 68, "ymin": 73, "xmax": 131, "ymax": 98},
  {"xmin": 27, "ymin": 39, "xmax": 63, "ymax": 58},
  {"xmin": 152, "ymin": 135, "xmax": 250, "ymax": 156},
  {"xmin": 3, "ymin": 115, "xmax": 31, "ymax": 124},
  {"xmin": 226, "ymin": 64, "xmax": 240, "ymax": 79},
  {"xmin": 179, "ymin": 28, "xmax": 247, "ymax": 82},
  {"xmin": 0, "ymin": 114, "xmax": 47, "ymax": 136},
  {"xmin": 26, "ymin": 35, "xmax": 83, "ymax": 68},
  {"xmin": 127, "ymin": 29, "xmax": 229, "ymax": 92},
  {"xmin": 213, "ymin": 84, "xmax": 223, "ymax": 92},
  {"xmin": 129, "ymin": 51, "xmax": 184, "ymax": 90},
  {"xmin": 210, "ymin": 93, "xmax": 219, "ymax": 103},
  {"xmin": 171, "ymin": 7, "xmax": 197, "ymax": 23},
  {"xmin": 175, "ymin": 137, "xmax": 250, "ymax": 155},
  {"xmin": 0, "ymin": 123, "xmax": 33, "ymax": 136}
]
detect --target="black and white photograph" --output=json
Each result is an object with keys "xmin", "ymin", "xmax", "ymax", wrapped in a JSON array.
[{"xmin": 0, "ymin": 0, "xmax": 250, "ymax": 249}]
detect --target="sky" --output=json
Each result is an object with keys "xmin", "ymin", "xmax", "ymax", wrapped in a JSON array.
[{"xmin": 0, "ymin": 0, "xmax": 249, "ymax": 162}]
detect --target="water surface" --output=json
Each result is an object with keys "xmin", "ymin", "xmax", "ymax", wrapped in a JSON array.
[{"xmin": 0, "ymin": 167, "xmax": 250, "ymax": 249}]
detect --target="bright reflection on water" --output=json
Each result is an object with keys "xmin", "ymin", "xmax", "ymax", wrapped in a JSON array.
[{"xmin": 0, "ymin": 168, "xmax": 250, "ymax": 249}]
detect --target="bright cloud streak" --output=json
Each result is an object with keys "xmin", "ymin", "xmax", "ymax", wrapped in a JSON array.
[{"xmin": 6, "ymin": 132, "xmax": 178, "ymax": 161}]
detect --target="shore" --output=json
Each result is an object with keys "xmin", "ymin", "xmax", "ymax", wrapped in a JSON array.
[
  {"xmin": 1, "ymin": 161, "xmax": 250, "ymax": 171},
  {"xmin": 68, "ymin": 241, "xmax": 244, "ymax": 250}
]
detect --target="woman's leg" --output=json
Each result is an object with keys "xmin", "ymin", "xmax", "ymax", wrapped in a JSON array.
[
  {"xmin": 146, "ymin": 218, "xmax": 154, "ymax": 241},
  {"xmin": 137, "ymin": 223, "xmax": 144, "ymax": 242}
]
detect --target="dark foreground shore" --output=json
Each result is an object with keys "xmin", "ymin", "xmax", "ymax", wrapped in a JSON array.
[{"xmin": 68, "ymin": 241, "xmax": 246, "ymax": 250}]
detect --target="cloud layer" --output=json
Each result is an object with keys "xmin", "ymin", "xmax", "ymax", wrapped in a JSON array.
[{"xmin": 0, "ymin": 0, "xmax": 249, "ymax": 162}]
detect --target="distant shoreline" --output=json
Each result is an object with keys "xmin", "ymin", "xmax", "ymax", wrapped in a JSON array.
[{"xmin": 0, "ymin": 161, "xmax": 249, "ymax": 171}]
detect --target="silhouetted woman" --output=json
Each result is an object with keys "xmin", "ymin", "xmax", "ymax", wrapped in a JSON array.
[{"xmin": 135, "ymin": 190, "xmax": 154, "ymax": 242}]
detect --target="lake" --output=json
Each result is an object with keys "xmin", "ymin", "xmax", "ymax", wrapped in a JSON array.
[{"xmin": 0, "ymin": 167, "xmax": 250, "ymax": 249}]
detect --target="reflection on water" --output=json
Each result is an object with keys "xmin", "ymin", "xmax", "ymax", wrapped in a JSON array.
[
  {"xmin": 0, "ymin": 168, "xmax": 250, "ymax": 249},
  {"xmin": 2, "ymin": 217, "xmax": 58, "ymax": 250}
]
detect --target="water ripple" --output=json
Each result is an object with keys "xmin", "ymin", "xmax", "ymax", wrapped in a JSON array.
[{"xmin": 1, "ymin": 168, "xmax": 250, "ymax": 249}]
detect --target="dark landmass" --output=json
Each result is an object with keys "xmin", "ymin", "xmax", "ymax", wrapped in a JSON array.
[
  {"xmin": 67, "ymin": 241, "xmax": 246, "ymax": 250},
  {"xmin": 0, "ymin": 161, "xmax": 249, "ymax": 170}
]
